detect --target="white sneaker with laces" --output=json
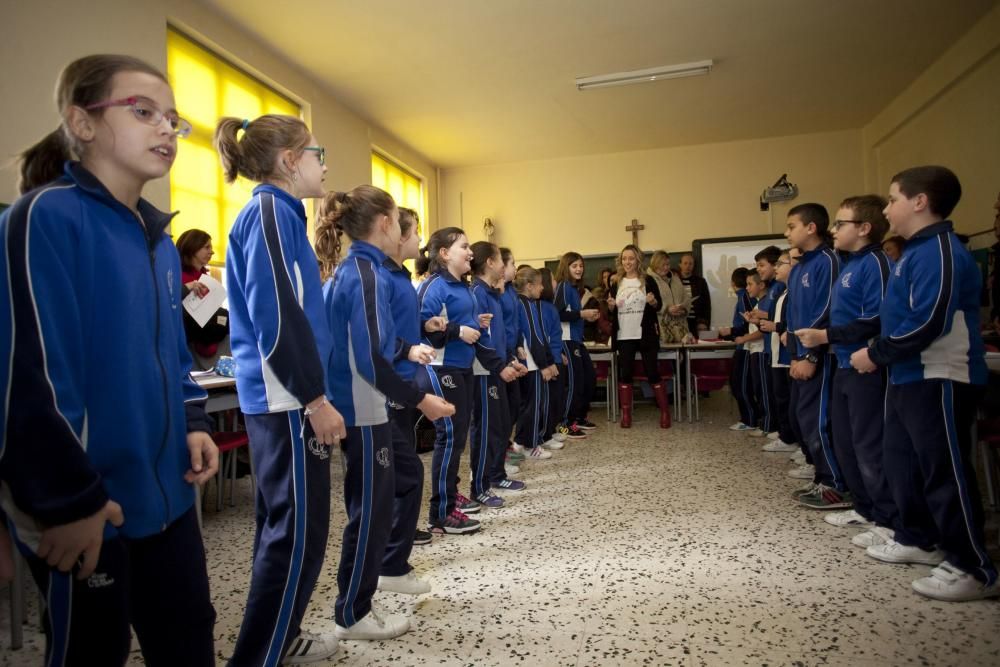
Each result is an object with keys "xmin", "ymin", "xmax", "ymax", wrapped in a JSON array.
[
  {"xmin": 766, "ymin": 431, "xmax": 780, "ymax": 440},
  {"xmin": 509, "ymin": 442, "xmax": 525, "ymax": 453},
  {"xmin": 282, "ymin": 631, "xmax": 338, "ymax": 664},
  {"xmin": 335, "ymin": 604, "xmax": 410, "ymax": 640},
  {"xmin": 824, "ymin": 510, "xmax": 870, "ymax": 527},
  {"xmin": 762, "ymin": 440, "xmax": 798, "ymax": 452},
  {"xmin": 504, "ymin": 463, "xmax": 520, "ymax": 476},
  {"xmin": 912, "ymin": 562, "xmax": 1000, "ymax": 602},
  {"xmin": 787, "ymin": 464, "xmax": 815, "ymax": 479},
  {"xmin": 377, "ymin": 571, "xmax": 431, "ymax": 595},
  {"xmin": 866, "ymin": 540, "xmax": 945, "ymax": 566},
  {"xmin": 851, "ymin": 526, "xmax": 893, "ymax": 548},
  {"xmin": 528, "ymin": 446, "xmax": 552, "ymax": 459},
  {"xmin": 541, "ymin": 438, "xmax": 564, "ymax": 450},
  {"xmin": 728, "ymin": 422, "xmax": 750, "ymax": 431},
  {"xmin": 748, "ymin": 428, "xmax": 766, "ymax": 437},
  {"xmin": 790, "ymin": 450, "xmax": 806, "ymax": 464}
]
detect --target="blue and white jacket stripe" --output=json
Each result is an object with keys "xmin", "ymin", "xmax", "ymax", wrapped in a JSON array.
[
  {"xmin": 470, "ymin": 278, "xmax": 511, "ymax": 376},
  {"xmin": 383, "ymin": 258, "xmax": 421, "ymax": 381},
  {"xmin": 417, "ymin": 269, "xmax": 480, "ymax": 368},
  {"xmin": 554, "ymin": 281, "xmax": 584, "ymax": 342},
  {"xmin": 540, "ymin": 300, "xmax": 564, "ymax": 363},
  {"xmin": 226, "ymin": 184, "xmax": 330, "ymax": 414},
  {"xmin": 869, "ymin": 221, "xmax": 987, "ymax": 385},
  {"xmin": 828, "ymin": 244, "xmax": 890, "ymax": 369},
  {"xmin": 0, "ymin": 162, "xmax": 210, "ymax": 540},
  {"xmin": 517, "ymin": 294, "xmax": 554, "ymax": 368},
  {"xmin": 756, "ymin": 280, "xmax": 786, "ymax": 354}
]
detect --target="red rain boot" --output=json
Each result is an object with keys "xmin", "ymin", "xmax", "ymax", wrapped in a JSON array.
[
  {"xmin": 652, "ymin": 382, "xmax": 672, "ymax": 429},
  {"xmin": 618, "ymin": 383, "xmax": 633, "ymax": 428}
]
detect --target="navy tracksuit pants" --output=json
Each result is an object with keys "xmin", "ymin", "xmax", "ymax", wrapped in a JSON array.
[
  {"xmin": 382, "ymin": 404, "xmax": 424, "ymax": 577},
  {"xmin": 730, "ymin": 349, "xmax": 756, "ymax": 427},
  {"xmin": 769, "ymin": 366, "xmax": 798, "ymax": 446},
  {"xmin": 11, "ymin": 507, "xmax": 214, "ymax": 667},
  {"xmin": 829, "ymin": 367, "xmax": 897, "ymax": 527},
  {"xmin": 515, "ymin": 370, "xmax": 545, "ymax": 448},
  {"xmin": 754, "ymin": 353, "xmax": 778, "ymax": 433},
  {"xmin": 471, "ymin": 374, "xmax": 508, "ymax": 496},
  {"xmin": 564, "ymin": 341, "xmax": 596, "ymax": 423},
  {"xmin": 417, "ymin": 365, "xmax": 473, "ymax": 524},
  {"xmin": 883, "ymin": 380, "xmax": 996, "ymax": 585},
  {"xmin": 335, "ymin": 422, "xmax": 396, "ymax": 627},
  {"xmin": 789, "ymin": 354, "xmax": 842, "ymax": 489},
  {"xmin": 231, "ymin": 410, "xmax": 330, "ymax": 666},
  {"xmin": 544, "ymin": 363, "xmax": 566, "ymax": 440}
]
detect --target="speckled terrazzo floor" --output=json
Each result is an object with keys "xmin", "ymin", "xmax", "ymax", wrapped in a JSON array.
[{"xmin": 3, "ymin": 393, "xmax": 999, "ymax": 666}]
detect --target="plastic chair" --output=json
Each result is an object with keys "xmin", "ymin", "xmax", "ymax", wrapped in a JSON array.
[
  {"xmin": 212, "ymin": 431, "xmax": 253, "ymax": 511},
  {"xmin": 690, "ymin": 358, "xmax": 734, "ymax": 421}
]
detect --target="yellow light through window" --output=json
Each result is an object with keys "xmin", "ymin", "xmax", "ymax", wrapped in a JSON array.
[{"xmin": 371, "ymin": 152, "xmax": 427, "ymax": 254}]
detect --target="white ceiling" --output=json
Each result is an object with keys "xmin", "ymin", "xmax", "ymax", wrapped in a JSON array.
[{"xmin": 203, "ymin": 0, "xmax": 997, "ymax": 168}]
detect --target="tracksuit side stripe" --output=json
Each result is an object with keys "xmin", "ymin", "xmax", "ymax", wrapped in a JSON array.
[
  {"xmin": 343, "ymin": 425, "xmax": 375, "ymax": 626},
  {"xmin": 426, "ymin": 367, "xmax": 453, "ymax": 521}
]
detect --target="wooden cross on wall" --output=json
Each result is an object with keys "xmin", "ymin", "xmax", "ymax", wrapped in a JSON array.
[{"xmin": 625, "ymin": 218, "xmax": 644, "ymax": 246}]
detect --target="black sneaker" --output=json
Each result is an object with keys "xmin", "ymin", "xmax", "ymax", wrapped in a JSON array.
[
  {"xmin": 428, "ymin": 509, "xmax": 481, "ymax": 535},
  {"xmin": 413, "ymin": 529, "xmax": 433, "ymax": 546},
  {"xmin": 575, "ymin": 419, "xmax": 597, "ymax": 431},
  {"xmin": 455, "ymin": 493, "xmax": 481, "ymax": 514},
  {"xmin": 564, "ymin": 423, "xmax": 588, "ymax": 439}
]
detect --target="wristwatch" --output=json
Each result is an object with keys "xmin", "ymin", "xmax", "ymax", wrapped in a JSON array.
[{"xmin": 804, "ymin": 353, "xmax": 819, "ymax": 364}]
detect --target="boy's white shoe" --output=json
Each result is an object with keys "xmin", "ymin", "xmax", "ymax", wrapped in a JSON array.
[
  {"xmin": 728, "ymin": 422, "xmax": 751, "ymax": 431},
  {"xmin": 541, "ymin": 438, "xmax": 564, "ymax": 450},
  {"xmin": 528, "ymin": 446, "xmax": 552, "ymax": 459},
  {"xmin": 335, "ymin": 605, "xmax": 410, "ymax": 640},
  {"xmin": 851, "ymin": 526, "xmax": 894, "ymax": 548},
  {"xmin": 504, "ymin": 463, "xmax": 520, "ymax": 476},
  {"xmin": 824, "ymin": 510, "xmax": 870, "ymax": 527},
  {"xmin": 789, "ymin": 450, "xmax": 806, "ymax": 464},
  {"xmin": 766, "ymin": 431, "xmax": 780, "ymax": 440},
  {"xmin": 866, "ymin": 540, "xmax": 945, "ymax": 566},
  {"xmin": 762, "ymin": 440, "xmax": 798, "ymax": 453},
  {"xmin": 911, "ymin": 562, "xmax": 1000, "ymax": 602},
  {"xmin": 377, "ymin": 571, "xmax": 431, "ymax": 595},
  {"xmin": 787, "ymin": 464, "xmax": 815, "ymax": 479},
  {"xmin": 748, "ymin": 428, "xmax": 766, "ymax": 437},
  {"xmin": 282, "ymin": 631, "xmax": 338, "ymax": 664},
  {"xmin": 509, "ymin": 442, "xmax": 525, "ymax": 454}
]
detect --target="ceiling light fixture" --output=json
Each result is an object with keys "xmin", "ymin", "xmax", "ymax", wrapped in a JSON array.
[{"xmin": 575, "ymin": 59, "xmax": 714, "ymax": 91}]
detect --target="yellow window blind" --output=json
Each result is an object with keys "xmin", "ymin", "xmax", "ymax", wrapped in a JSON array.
[
  {"xmin": 371, "ymin": 152, "xmax": 427, "ymax": 244},
  {"xmin": 166, "ymin": 28, "xmax": 301, "ymax": 264}
]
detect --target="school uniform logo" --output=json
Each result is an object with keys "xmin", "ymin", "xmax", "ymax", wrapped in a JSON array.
[
  {"xmin": 840, "ymin": 272, "xmax": 853, "ymax": 288},
  {"xmin": 574, "ymin": 348, "xmax": 582, "ymax": 357},
  {"xmin": 488, "ymin": 385, "xmax": 499, "ymax": 400},
  {"xmin": 166, "ymin": 268, "xmax": 176, "ymax": 308},
  {"xmin": 376, "ymin": 447, "xmax": 391, "ymax": 468},
  {"xmin": 307, "ymin": 436, "xmax": 331, "ymax": 460},
  {"xmin": 801, "ymin": 273, "xmax": 810, "ymax": 288},
  {"xmin": 387, "ymin": 399, "xmax": 404, "ymax": 410},
  {"xmin": 440, "ymin": 374, "xmax": 457, "ymax": 389},
  {"xmin": 86, "ymin": 572, "xmax": 115, "ymax": 589},
  {"xmin": 895, "ymin": 257, "xmax": 905, "ymax": 277}
]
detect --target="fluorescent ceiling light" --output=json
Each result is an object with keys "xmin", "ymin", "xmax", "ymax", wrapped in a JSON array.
[{"xmin": 575, "ymin": 59, "xmax": 714, "ymax": 91}]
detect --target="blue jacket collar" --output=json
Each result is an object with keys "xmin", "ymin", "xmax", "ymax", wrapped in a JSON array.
[
  {"xmin": 252, "ymin": 184, "xmax": 306, "ymax": 222},
  {"xmin": 909, "ymin": 220, "xmax": 953, "ymax": 241},
  {"xmin": 346, "ymin": 239, "xmax": 388, "ymax": 264},
  {"xmin": 64, "ymin": 161, "xmax": 176, "ymax": 237},
  {"xmin": 473, "ymin": 277, "xmax": 500, "ymax": 295},
  {"xmin": 799, "ymin": 243, "xmax": 831, "ymax": 260},
  {"xmin": 848, "ymin": 242, "xmax": 882, "ymax": 259},
  {"xmin": 382, "ymin": 256, "xmax": 411, "ymax": 277},
  {"xmin": 434, "ymin": 268, "xmax": 466, "ymax": 284}
]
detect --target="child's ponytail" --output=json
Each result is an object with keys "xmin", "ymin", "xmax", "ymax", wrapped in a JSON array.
[{"xmin": 18, "ymin": 130, "xmax": 72, "ymax": 194}]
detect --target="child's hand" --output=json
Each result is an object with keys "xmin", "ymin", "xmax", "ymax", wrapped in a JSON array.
[
  {"xmin": 408, "ymin": 344, "xmax": 436, "ymax": 365},
  {"xmin": 517, "ymin": 347, "xmax": 527, "ymax": 360},
  {"xmin": 780, "ymin": 332, "xmax": 788, "ymax": 346},
  {"xmin": 424, "ymin": 317, "xmax": 447, "ymax": 333},
  {"xmin": 795, "ymin": 328, "xmax": 827, "ymax": 348},
  {"xmin": 850, "ymin": 348, "xmax": 877, "ymax": 374},
  {"xmin": 512, "ymin": 360, "xmax": 528, "ymax": 376},
  {"xmin": 734, "ymin": 336, "xmax": 746, "ymax": 345},
  {"xmin": 37, "ymin": 500, "xmax": 124, "ymax": 579},
  {"xmin": 477, "ymin": 313, "xmax": 493, "ymax": 329},
  {"xmin": 418, "ymin": 394, "xmax": 455, "ymax": 420},
  {"xmin": 758, "ymin": 320, "xmax": 775, "ymax": 333},
  {"xmin": 500, "ymin": 366, "xmax": 518, "ymax": 382},
  {"xmin": 459, "ymin": 326, "xmax": 481, "ymax": 344},
  {"xmin": 184, "ymin": 431, "xmax": 219, "ymax": 486},
  {"xmin": 791, "ymin": 359, "xmax": 817, "ymax": 380},
  {"xmin": 307, "ymin": 399, "xmax": 347, "ymax": 445},
  {"xmin": 581, "ymin": 308, "xmax": 599, "ymax": 322}
]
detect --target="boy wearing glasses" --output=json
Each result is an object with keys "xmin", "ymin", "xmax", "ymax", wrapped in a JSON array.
[
  {"xmin": 795, "ymin": 196, "xmax": 896, "ymax": 529},
  {"xmin": 850, "ymin": 167, "xmax": 997, "ymax": 602}
]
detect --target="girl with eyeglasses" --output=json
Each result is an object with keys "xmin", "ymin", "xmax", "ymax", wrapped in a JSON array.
[
  {"xmin": 0, "ymin": 54, "xmax": 218, "ymax": 666},
  {"xmin": 215, "ymin": 113, "xmax": 345, "ymax": 665}
]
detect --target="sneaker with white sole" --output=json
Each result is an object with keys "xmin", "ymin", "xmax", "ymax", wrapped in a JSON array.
[
  {"xmin": 541, "ymin": 438, "xmax": 564, "ymax": 450},
  {"xmin": 851, "ymin": 525, "xmax": 894, "ymax": 548},
  {"xmin": 911, "ymin": 562, "xmax": 1000, "ymax": 602},
  {"xmin": 748, "ymin": 428, "xmax": 766, "ymax": 437},
  {"xmin": 377, "ymin": 572, "xmax": 431, "ymax": 595},
  {"xmin": 729, "ymin": 422, "xmax": 752, "ymax": 431},
  {"xmin": 504, "ymin": 463, "xmax": 521, "ymax": 476},
  {"xmin": 798, "ymin": 485, "xmax": 853, "ymax": 510},
  {"xmin": 412, "ymin": 529, "xmax": 432, "ymax": 546},
  {"xmin": 494, "ymin": 478, "xmax": 526, "ymax": 492},
  {"xmin": 762, "ymin": 440, "xmax": 799, "ymax": 453},
  {"xmin": 528, "ymin": 446, "xmax": 552, "ymax": 459},
  {"xmin": 428, "ymin": 509, "xmax": 481, "ymax": 535},
  {"xmin": 509, "ymin": 442, "xmax": 525, "ymax": 454},
  {"xmin": 564, "ymin": 423, "xmax": 588, "ymax": 439},
  {"xmin": 455, "ymin": 493, "xmax": 481, "ymax": 514},
  {"xmin": 475, "ymin": 490, "xmax": 505, "ymax": 508},
  {"xmin": 552, "ymin": 427, "xmax": 568, "ymax": 442},
  {"xmin": 790, "ymin": 451, "xmax": 806, "ymax": 465},
  {"xmin": 575, "ymin": 419, "xmax": 598, "ymax": 430},
  {"xmin": 824, "ymin": 510, "xmax": 870, "ymax": 527},
  {"xmin": 787, "ymin": 464, "xmax": 815, "ymax": 479},
  {"xmin": 334, "ymin": 604, "xmax": 410, "ymax": 640},
  {"xmin": 866, "ymin": 540, "xmax": 946, "ymax": 566},
  {"xmin": 282, "ymin": 631, "xmax": 338, "ymax": 664},
  {"xmin": 791, "ymin": 481, "xmax": 819, "ymax": 499},
  {"xmin": 766, "ymin": 431, "xmax": 780, "ymax": 440}
]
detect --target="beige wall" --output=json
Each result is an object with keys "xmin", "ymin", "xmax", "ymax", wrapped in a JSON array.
[
  {"xmin": 863, "ymin": 3, "xmax": 1000, "ymax": 236},
  {"xmin": 441, "ymin": 129, "xmax": 865, "ymax": 265},
  {"xmin": 0, "ymin": 0, "xmax": 439, "ymax": 229}
]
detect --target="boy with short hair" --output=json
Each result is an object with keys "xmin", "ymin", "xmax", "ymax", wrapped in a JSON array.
[
  {"xmin": 747, "ymin": 245, "xmax": 785, "ymax": 438},
  {"xmin": 735, "ymin": 271, "xmax": 767, "ymax": 437},
  {"xmin": 851, "ymin": 166, "xmax": 997, "ymax": 601},
  {"xmin": 719, "ymin": 267, "xmax": 756, "ymax": 432},
  {"xmin": 759, "ymin": 249, "xmax": 799, "ymax": 454}
]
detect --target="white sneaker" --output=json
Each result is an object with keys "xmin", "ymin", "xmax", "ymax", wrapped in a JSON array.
[
  {"xmin": 504, "ymin": 463, "xmax": 520, "ymax": 476},
  {"xmin": 377, "ymin": 571, "xmax": 431, "ymax": 595},
  {"xmin": 866, "ymin": 540, "xmax": 946, "ymax": 566},
  {"xmin": 787, "ymin": 464, "xmax": 815, "ymax": 479},
  {"xmin": 748, "ymin": 428, "xmax": 766, "ymax": 437},
  {"xmin": 509, "ymin": 442, "xmax": 525, "ymax": 454},
  {"xmin": 541, "ymin": 438, "xmax": 564, "ymax": 450},
  {"xmin": 824, "ymin": 510, "xmax": 870, "ymax": 527},
  {"xmin": 728, "ymin": 422, "xmax": 751, "ymax": 431},
  {"xmin": 528, "ymin": 446, "xmax": 552, "ymax": 459},
  {"xmin": 790, "ymin": 450, "xmax": 806, "ymax": 464},
  {"xmin": 282, "ymin": 631, "xmax": 338, "ymax": 664},
  {"xmin": 766, "ymin": 431, "xmax": 780, "ymax": 440},
  {"xmin": 912, "ymin": 562, "xmax": 1000, "ymax": 602},
  {"xmin": 335, "ymin": 605, "xmax": 410, "ymax": 640},
  {"xmin": 851, "ymin": 526, "xmax": 894, "ymax": 548},
  {"xmin": 762, "ymin": 440, "xmax": 798, "ymax": 453},
  {"xmin": 552, "ymin": 431, "xmax": 567, "ymax": 442}
]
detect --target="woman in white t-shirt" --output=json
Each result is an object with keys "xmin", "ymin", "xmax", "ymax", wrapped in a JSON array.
[{"xmin": 607, "ymin": 245, "xmax": 671, "ymax": 429}]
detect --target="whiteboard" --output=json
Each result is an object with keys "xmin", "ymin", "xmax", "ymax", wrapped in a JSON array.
[{"xmin": 693, "ymin": 235, "xmax": 785, "ymax": 329}]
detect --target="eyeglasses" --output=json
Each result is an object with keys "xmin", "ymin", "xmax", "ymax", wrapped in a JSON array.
[
  {"xmin": 833, "ymin": 219, "xmax": 864, "ymax": 230},
  {"xmin": 303, "ymin": 146, "xmax": 326, "ymax": 166},
  {"xmin": 776, "ymin": 260, "xmax": 791, "ymax": 266},
  {"xmin": 85, "ymin": 96, "xmax": 192, "ymax": 138}
]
